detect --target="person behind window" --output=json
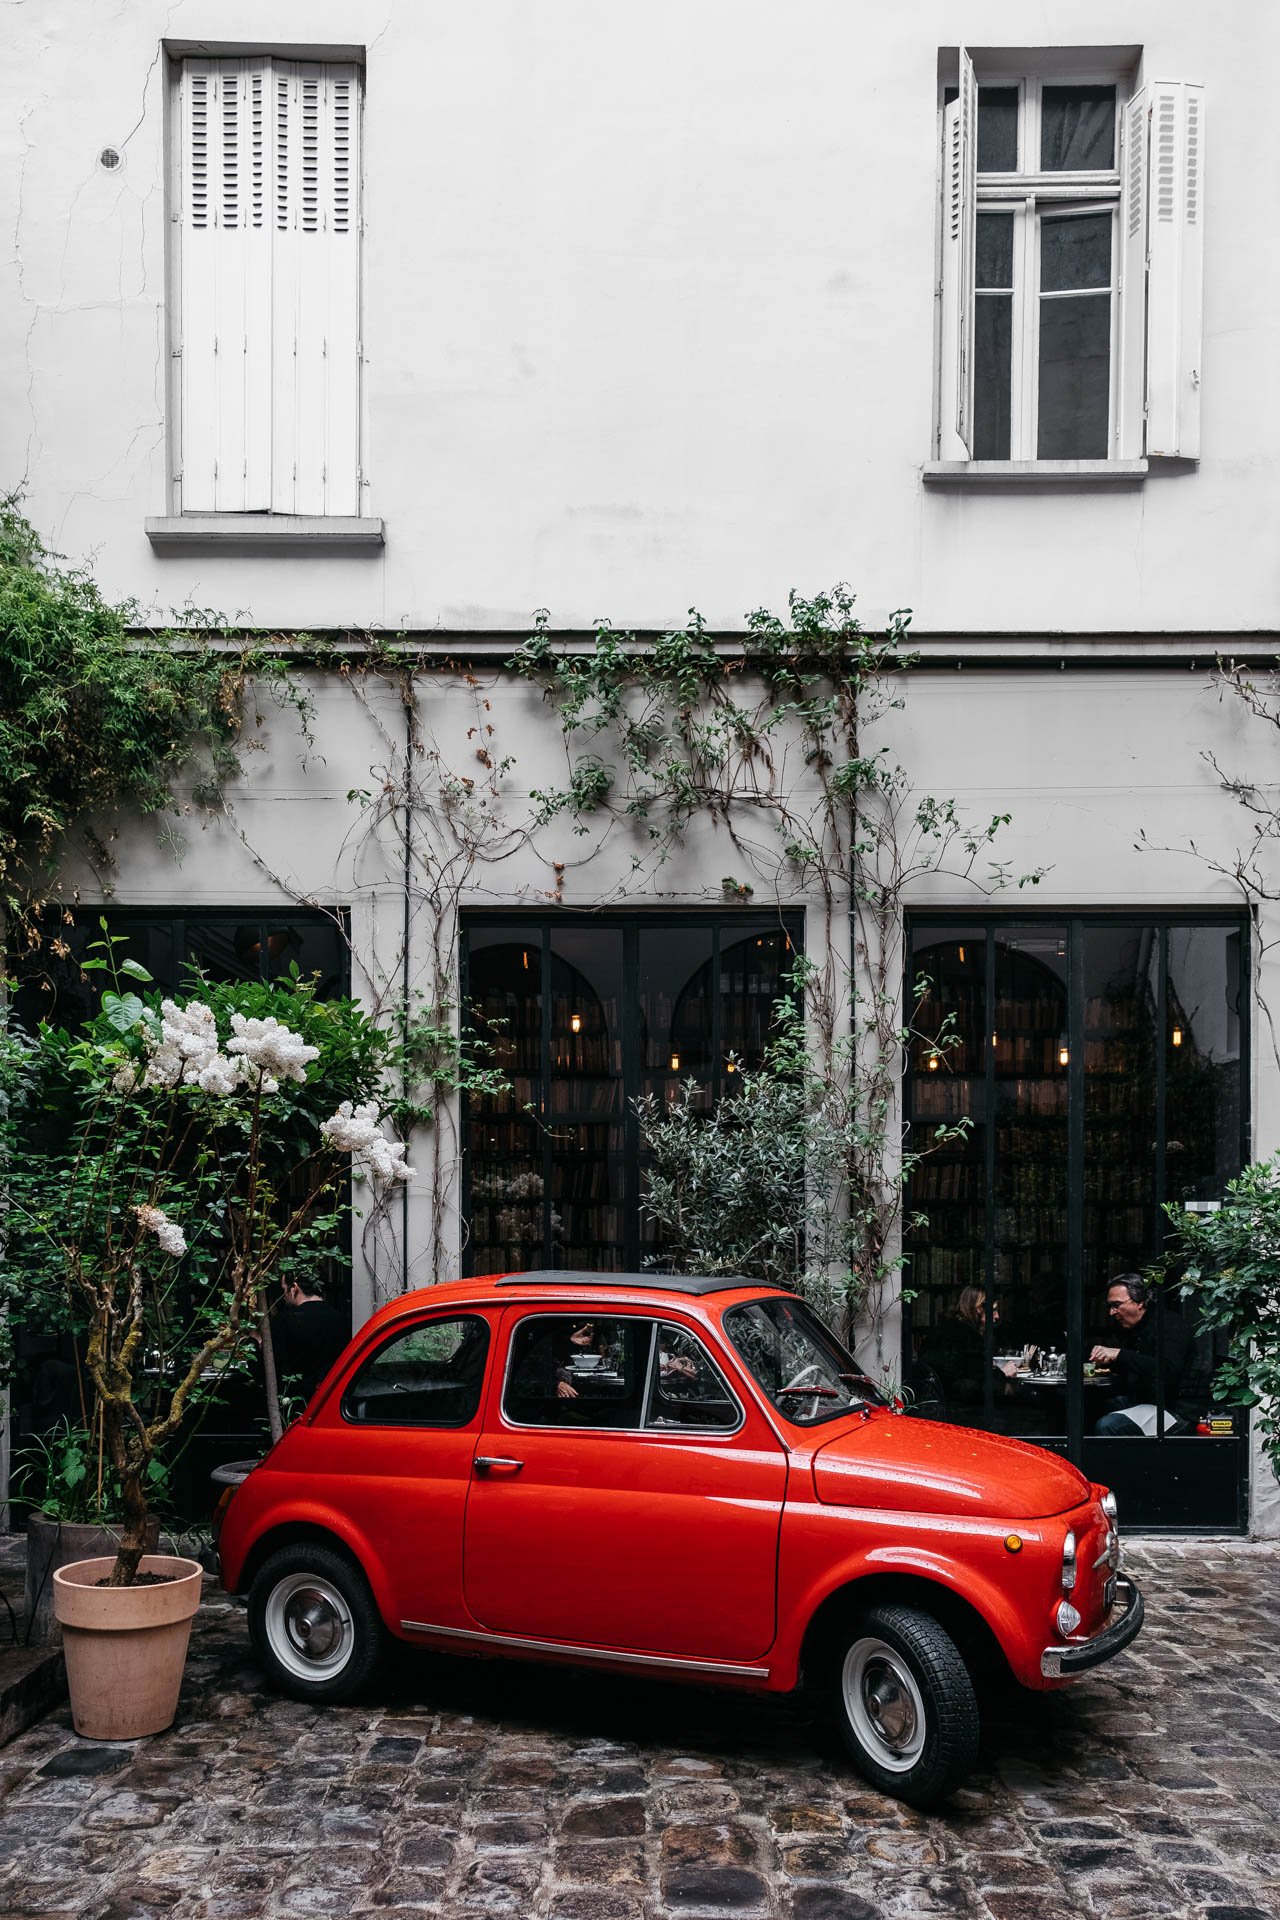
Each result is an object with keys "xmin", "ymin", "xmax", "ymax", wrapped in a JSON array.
[
  {"xmin": 920, "ymin": 1287, "xmax": 1019, "ymax": 1411},
  {"xmin": 270, "ymin": 1278, "xmax": 349, "ymax": 1401},
  {"xmin": 1090, "ymin": 1273, "xmax": 1191, "ymax": 1436}
]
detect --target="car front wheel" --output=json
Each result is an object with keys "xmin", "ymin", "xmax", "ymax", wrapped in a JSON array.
[
  {"xmin": 833, "ymin": 1603, "xmax": 979, "ymax": 1807},
  {"xmin": 248, "ymin": 1542, "xmax": 385, "ymax": 1703}
]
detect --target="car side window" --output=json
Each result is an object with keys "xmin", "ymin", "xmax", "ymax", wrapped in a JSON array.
[
  {"xmin": 645, "ymin": 1323, "xmax": 741, "ymax": 1431},
  {"xmin": 503, "ymin": 1315, "xmax": 652, "ymax": 1430},
  {"xmin": 341, "ymin": 1315, "xmax": 490, "ymax": 1428}
]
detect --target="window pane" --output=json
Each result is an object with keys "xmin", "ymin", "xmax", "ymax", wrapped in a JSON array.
[
  {"xmin": 991, "ymin": 927, "xmax": 1070, "ymax": 1439},
  {"xmin": 504, "ymin": 1315, "xmax": 651, "ymax": 1428},
  {"xmin": 1166, "ymin": 927, "xmax": 1243, "ymax": 1207},
  {"xmin": 905, "ymin": 931, "xmax": 988, "ymax": 1418},
  {"xmin": 341, "ymin": 1316, "xmax": 489, "ymax": 1427},
  {"xmin": 264, "ymin": 916, "xmax": 347, "ymax": 995},
  {"xmin": 1040, "ymin": 212, "xmax": 1112, "ymax": 293},
  {"xmin": 186, "ymin": 919, "xmax": 266, "ymax": 982},
  {"xmin": 639, "ymin": 925, "xmax": 714, "ymax": 1086},
  {"xmin": 1037, "ymin": 292, "xmax": 1110, "ymax": 459},
  {"xmin": 465, "ymin": 929, "xmax": 545, "ymax": 1274},
  {"xmin": 645, "ymin": 1324, "xmax": 740, "ymax": 1430},
  {"xmin": 719, "ymin": 928, "xmax": 794, "ymax": 1072},
  {"xmin": 973, "ymin": 297, "xmax": 1012, "ymax": 460},
  {"xmin": 977, "ymin": 87, "xmax": 1019, "ymax": 171},
  {"xmin": 1040, "ymin": 85, "xmax": 1117, "ymax": 171},
  {"xmin": 1081, "ymin": 925, "xmax": 1159, "ymax": 1311},
  {"xmin": 976, "ymin": 212, "xmax": 1014, "ymax": 290}
]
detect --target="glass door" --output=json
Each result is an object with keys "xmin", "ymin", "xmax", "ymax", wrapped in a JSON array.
[{"xmin": 906, "ymin": 915, "xmax": 1249, "ymax": 1531}]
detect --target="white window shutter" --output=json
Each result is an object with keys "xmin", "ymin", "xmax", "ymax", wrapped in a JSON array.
[
  {"xmin": 1116, "ymin": 87, "xmax": 1148, "ymax": 459},
  {"xmin": 270, "ymin": 62, "xmax": 362, "ymax": 515},
  {"xmin": 179, "ymin": 59, "xmax": 272, "ymax": 511},
  {"xmin": 938, "ymin": 52, "xmax": 976, "ymax": 459},
  {"xmin": 1145, "ymin": 81, "xmax": 1204, "ymax": 459}
]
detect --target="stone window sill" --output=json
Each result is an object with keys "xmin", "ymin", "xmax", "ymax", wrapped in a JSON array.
[
  {"xmin": 922, "ymin": 460, "xmax": 1149, "ymax": 486},
  {"xmin": 145, "ymin": 515, "xmax": 385, "ymax": 552}
]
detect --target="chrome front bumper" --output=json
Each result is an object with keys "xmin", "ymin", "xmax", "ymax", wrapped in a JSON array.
[{"xmin": 1040, "ymin": 1576, "xmax": 1144, "ymax": 1678}]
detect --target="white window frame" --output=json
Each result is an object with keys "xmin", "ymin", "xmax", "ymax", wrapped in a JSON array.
[
  {"xmin": 930, "ymin": 51, "xmax": 1204, "ymax": 481},
  {"xmin": 155, "ymin": 47, "xmax": 375, "ymax": 545},
  {"xmin": 972, "ymin": 69, "xmax": 1123, "ymax": 462}
]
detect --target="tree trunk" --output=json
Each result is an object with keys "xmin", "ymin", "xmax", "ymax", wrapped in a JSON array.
[
  {"xmin": 261, "ymin": 1308, "xmax": 284, "ymax": 1446},
  {"xmin": 104, "ymin": 1407, "xmax": 150, "ymax": 1587}
]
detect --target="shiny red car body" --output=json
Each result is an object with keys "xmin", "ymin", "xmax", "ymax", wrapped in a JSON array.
[{"xmin": 218, "ymin": 1272, "xmax": 1143, "ymax": 1805}]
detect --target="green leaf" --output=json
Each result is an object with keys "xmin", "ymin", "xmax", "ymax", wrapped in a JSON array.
[
  {"xmin": 118, "ymin": 958, "xmax": 154, "ymax": 983},
  {"xmin": 100, "ymin": 991, "xmax": 146, "ymax": 1032}
]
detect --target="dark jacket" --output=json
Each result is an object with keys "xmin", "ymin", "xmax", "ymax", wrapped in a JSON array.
[
  {"xmin": 271, "ymin": 1299, "xmax": 349, "ymax": 1399},
  {"xmin": 1111, "ymin": 1307, "xmax": 1192, "ymax": 1411}
]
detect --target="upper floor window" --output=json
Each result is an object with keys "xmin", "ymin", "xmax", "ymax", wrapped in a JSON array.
[
  {"xmin": 173, "ymin": 56, "xmax": 363, "ymax": 515},
  {"xmin": 936, "ymin": 51, "xmax": 1203, "ymax": 468}
]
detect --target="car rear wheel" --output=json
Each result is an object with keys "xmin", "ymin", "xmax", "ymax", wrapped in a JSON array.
[
  {"xmin": 833, "ymin": 1603, "xmax": 979, "ymax": 1808},
  {"xmin": 248, "ymin": 1542, "xmax": 385, "ymax": 1703}
]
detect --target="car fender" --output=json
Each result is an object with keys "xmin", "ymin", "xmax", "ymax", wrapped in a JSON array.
[
  {"xmin": 774, "ymin": 1529, "xmax": 1050, "ymax": 1688},
  {"xmin": 222, "ymin": 1487, "xmax": 397, "ymax": 1625}
]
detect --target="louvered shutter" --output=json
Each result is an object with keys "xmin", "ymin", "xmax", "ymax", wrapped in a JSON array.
[
  {"xmin": 179, "ymin": 60, "xmax": 273, "ymax": 511},
  {"xmin": 270, "ymin": 62, "xmax": 362, "ymax": 515},
  {"xmin": 937, "ymin": 52, "xmax": 977, "ymax": 458},
  {"xmin": 1145, "ymin": 81, "xmax": 1204, "ymax": 459},
  {"xmin": 1116, "ymin": 87, "xmax": 1148, "ymax": 459}
]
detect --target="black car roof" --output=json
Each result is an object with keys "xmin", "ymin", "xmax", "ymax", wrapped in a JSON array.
[{"xmin": 491, "ymin": 1270, "xmax": 763, "ymax": 1297}]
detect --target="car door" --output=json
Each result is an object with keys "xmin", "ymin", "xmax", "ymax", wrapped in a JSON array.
[
  {"xmin": 305, "ymin": 1308, "xmax": 495, "ymax": 1631},
  {"xmin": 462, "ymin": 1308, "xmax": 788, "ymax": 1663}
]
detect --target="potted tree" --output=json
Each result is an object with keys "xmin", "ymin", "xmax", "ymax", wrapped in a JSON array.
[{"xmin": 3, "ymin": 947, "xmax": 412, "ymax": 1738}]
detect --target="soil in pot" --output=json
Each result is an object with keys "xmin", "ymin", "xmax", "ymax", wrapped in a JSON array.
[{"xmin": 52, "ymin": 1554, "xmax": 203, "ymax": 1740}]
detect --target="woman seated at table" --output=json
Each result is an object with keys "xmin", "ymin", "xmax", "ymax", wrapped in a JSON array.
[{"xmin": 920, "ymin": 1288, "xmax": 1020, "ymax": 1413}]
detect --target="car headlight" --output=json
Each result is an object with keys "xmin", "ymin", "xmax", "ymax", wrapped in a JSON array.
[
  {"xmin": 1101, "ymin": 1491, "xmax": 1118, "ymax": 1523},
  {"xmin": 1056, "ymin": 1599, "xmax": 1082, "ymax": 1635},
  {"xmin": 1061, "ymin": 1528, "xmax": 1077, "ymax": 1592}
]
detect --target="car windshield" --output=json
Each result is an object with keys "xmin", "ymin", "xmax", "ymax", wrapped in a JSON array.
[{"xmin": 723, "ymin": 1297, "xmax": 888, "ymax": 1427}]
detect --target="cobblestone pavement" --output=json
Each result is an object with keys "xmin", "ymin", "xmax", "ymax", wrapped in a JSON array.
[{"xmin": 1, "ymin": 1540, "xmax": 1278, "ymax": 1920}]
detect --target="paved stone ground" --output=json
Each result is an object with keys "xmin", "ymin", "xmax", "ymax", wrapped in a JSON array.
[{"xmin": 0, "ymin": 1539, "xmax": 1277, "ymax": 1920}]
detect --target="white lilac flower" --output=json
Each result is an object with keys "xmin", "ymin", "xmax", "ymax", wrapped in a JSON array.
[
  {"xmin": 226, "ymin": 1013, "xmax": 319, "ymax": 1089},
  {"xmin": 133, "ymin": 1202, "xmax": 188, "ymax": 1258},
  {"xmin": 320, "ymin": 1099, "xmax": 415, "ymax": 1185}
]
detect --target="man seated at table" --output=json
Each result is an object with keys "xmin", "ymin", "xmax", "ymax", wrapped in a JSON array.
[{"xmin": 1090, "ymin": 1273, "xmax": 1191, "ymax": 1436}]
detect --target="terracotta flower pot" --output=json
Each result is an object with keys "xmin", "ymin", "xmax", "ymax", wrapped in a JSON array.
[
  {"xmin": 52, "ymin": 1554, "xmax": 203, "ymax": 1740},
  {"xmin": 24, "ymin": 1513, "xmax": 160, "ymax": 1647}
]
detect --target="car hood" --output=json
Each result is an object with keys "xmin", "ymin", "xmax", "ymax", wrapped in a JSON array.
[{"xmin": 811, "ymin": 1412, "xmax": 1090, "ymax": 1521}]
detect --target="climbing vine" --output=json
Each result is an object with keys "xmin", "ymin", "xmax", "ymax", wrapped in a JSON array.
[
  {"xmin": 0, "ymin": 496, "xmax": 301, "ymax": 944},
  {"xmin": 9, "ymin": 504, "xmax": 1038, "ymax": 1368}
]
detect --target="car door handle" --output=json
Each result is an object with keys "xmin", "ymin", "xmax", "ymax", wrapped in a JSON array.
[{"xmin": 473, "ymin": 1456, "xmax": 524, "ymax": 1473}]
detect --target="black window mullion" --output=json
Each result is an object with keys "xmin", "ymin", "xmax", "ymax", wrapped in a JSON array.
[
  {"xmin": 541, "ymin": 924, "xmax": 553, "ymax": 1267},
  {"xmin": 1066, "ymin": 917, "xmax": 1084, "ymax": 1456},
  {"xmin": 982, "ymin": 929, "xmax": 996, "ymax": 1422},
  {"xmin": 1154, "ymin": 924, "xmax": 1168, "ymax": 1444},
  {"xmin": 711, "ymin": 925, "xmax": 723, "ymax": 1106},
  {"xmin": 623, "ymin": 922, "xmax": 640, "ymax": 1270}
]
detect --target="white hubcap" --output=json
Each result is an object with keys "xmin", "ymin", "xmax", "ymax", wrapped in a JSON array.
[
  {"xmin": 842, "ymin": 1636, "xmax": 927, "ymax": 1772},
  {"xmin": 264, "ymin": 1573, "xmax": 354, "ymax": 1682}
]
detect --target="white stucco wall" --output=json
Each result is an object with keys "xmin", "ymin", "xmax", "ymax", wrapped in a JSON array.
[
  {"xmin": 3, "ymin": 1, "xmax": 1279, "ymax": 636},
  {"xmin": 6, "ymin": 1, "xmax": 1279, "ymax": 1527}
]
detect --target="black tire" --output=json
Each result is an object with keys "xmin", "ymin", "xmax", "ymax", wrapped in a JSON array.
[
  {"xmin": 247, "ymin": 1542, "xmax": 385, "ymax": 1704},
  {"xmin": 831, "ymin": 1602, "xmax": 979, "ymax": 1808}
]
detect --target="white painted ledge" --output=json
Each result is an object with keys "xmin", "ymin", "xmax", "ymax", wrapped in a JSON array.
[
  {"xmin": 146, "ymin": 515, "xmax": 385, "ymax": 552},
  {"xmin": 922, "ymin": 459, "xmax": 1149, "ymax": 486}
]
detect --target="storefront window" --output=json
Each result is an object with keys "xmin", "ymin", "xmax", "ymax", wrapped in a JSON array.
[
  {"xmin": 906, "ymin": 916, "xmax": 1248, "ymax": 1530},
  {"xmin": 462, "ymin": 915, "xmax": 801, "ymax": 1274},
  {"xmin": 12, "ymin": 908, "xmax": 348, "ymax": 1028}
]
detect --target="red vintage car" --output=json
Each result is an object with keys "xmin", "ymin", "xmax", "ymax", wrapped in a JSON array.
[{"xmin": 216, "ymin": 1272, "xmax": 1143, "ymax": 1806}]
